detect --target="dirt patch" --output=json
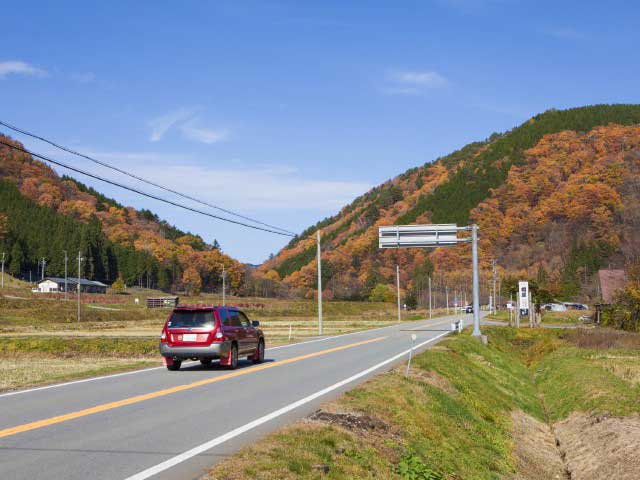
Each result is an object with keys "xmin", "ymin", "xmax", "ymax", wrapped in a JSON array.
[
  {"xmin": 308, "ymin": 409, "xmax": 389, "ymax": 433},
  {"xmin": 555, "ymin": 412, "xmax": 640, "ymax": 480},
  {"xmin": 508, "ymin": 410, "xmax": 567, "ymax": 480},
  {"xmin": 403, "ymin": 367, "xmax": 457, "ymax": 394}
]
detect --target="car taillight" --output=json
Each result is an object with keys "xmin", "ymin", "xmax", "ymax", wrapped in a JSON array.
[
  {"xmin": 160, "ymin": 330, "xmax": 167, "ymax": 343},
  {"xmin": 213, "ymin": 330, "xmax": 225, "ymax": 342}
]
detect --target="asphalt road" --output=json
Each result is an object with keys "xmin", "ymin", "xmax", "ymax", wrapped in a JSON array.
[{"xmin": 0, "ymin": 313, "xmax": 475, "ymax": 480}]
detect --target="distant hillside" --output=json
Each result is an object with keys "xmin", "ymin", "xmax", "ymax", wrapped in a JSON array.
[
  {"xmin": 0, "ymin": 135, "xmax": 244, "ymax": 292},
  {"xmin": 257, "ymin": 104, "xmax": 640, "ymax": 302}
]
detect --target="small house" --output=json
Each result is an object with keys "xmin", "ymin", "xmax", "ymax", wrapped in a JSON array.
[{"xmin": 35, "ymin": 277, "xmax": 108, "ymax": 294}]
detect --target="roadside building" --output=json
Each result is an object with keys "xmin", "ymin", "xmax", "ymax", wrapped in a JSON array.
[
  {"xmin": 597, "ymin": 269, "xmax": 626, "ymax": 304},
  {"xmin": 35, "ymin": 277, "xmax": 108, "ymax": 294}
]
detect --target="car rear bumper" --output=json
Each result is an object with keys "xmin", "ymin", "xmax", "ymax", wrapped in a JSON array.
[{"xmin": 159, "ymin": 341, "xmax": 231, "ymax": 359}]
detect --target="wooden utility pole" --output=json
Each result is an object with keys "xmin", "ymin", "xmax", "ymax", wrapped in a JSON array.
[
  {"xmin": 63, "ymin": 250, "xmax": 68, "ymax": 301},
  {"xmin": 317, "ymin": 230, "xmax": 323, "ymax": 335},
  {"xmin": 77, "ymin": 252, "xmax": 83, "ymax": 323},
  {"xmin": 428, "ymin": 276, "xmax": 432, "ymax": 319}
]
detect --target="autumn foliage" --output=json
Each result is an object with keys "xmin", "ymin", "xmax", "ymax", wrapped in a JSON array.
[
  {"xmin": 0, "ymin": 134, "xmax": 243, "ymax": 294},
  {"xmin": 258, "ymin": 106, "xmax": 640, "ymax": 302}
]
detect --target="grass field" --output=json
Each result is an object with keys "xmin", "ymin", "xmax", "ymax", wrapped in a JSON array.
[{"xmin": 207, "ymin": 326, "xmax": 640, "ymax": 480}]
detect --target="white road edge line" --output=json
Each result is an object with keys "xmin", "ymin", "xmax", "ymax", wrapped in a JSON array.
[
  {"xmin": 122, "ymin": 331, "xmax": 450, "ymax": 480},
  {"xmin": 0, "ymin": 317, "xmax": 456, "ymax": 399}
]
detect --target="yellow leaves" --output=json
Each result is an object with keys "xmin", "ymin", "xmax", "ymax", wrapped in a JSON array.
[
  {"xmin": 182, "ymin": 266, "xmax": 202, "ymax": 296},
  {"xmin": 58, "ymin": 200, "xmax": 95, "ymax": 221},
  {"xmin": 263, "ymin": 269, "xmax": 280, "ymax": 282}
]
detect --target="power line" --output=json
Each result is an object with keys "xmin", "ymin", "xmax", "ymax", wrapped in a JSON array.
[
  {"xmin": 0, "ymin": 120, "xmax": 297, "ymax": 236},
  {"xmin": 0, "ymin": 140, "xmax": 296, "ymax": 238}
]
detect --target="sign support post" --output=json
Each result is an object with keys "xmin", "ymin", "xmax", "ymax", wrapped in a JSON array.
[
  {"xmin": 471, "ymin": 224, "xmax": 481, "ymax": 338},
  {"xmin": 396, "ymin": 264, "xmax": 401, "ymax": 323}
]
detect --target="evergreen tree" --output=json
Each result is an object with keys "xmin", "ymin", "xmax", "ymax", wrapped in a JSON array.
[{"xmin": 8, "ymin": 242, "xmax": 23, "ymax": 275}]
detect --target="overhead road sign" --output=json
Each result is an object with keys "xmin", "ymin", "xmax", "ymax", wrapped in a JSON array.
[
  {"xmin": 378, "ymin": 223, "xmax": 482, "ymax": 339},
  {"xmin": 379, "ymin": 224, "xmax": 468, "ymax": 249}
]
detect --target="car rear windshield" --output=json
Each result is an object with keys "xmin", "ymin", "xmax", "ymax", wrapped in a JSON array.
[{"xmin": 167, "ymin": 310, "xmax": 215, "ymax": 329}]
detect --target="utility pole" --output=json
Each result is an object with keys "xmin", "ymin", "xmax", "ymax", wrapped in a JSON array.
[
  {"xmin": 77, "ymin": 252, "xmax": 83, "ymax": 323},
  {"xmin": 63, "ymin": 250, "xmax": 68, "ymax": 301},
  {"xmin": 491, "ymin": 259, "xmax": 497, "ymax": 316},
  {"xmin": 317, "ymin": 230, "xmax": 323, "ymax": 335},
  {"xmin": 1, "ymin": 252, "xmax": 4, "ymax": 289},
  {"xmin": 509, "ymin": 294, "xmax": 513, "ymax": 327},
  {"xmin": 445, "ymin": 285, "xmax": 449, "ymax": 315},
  {"xmin": 471, "ymin": 224, "xmax": 481, "ymax": 337},
  {"xmin": 428, "ymin": 276, "xmax": 432, "ymax": 319},
  {"xmin": 221, "ymin": 265, "xmax": 226, "ymax": 306},
  {"xmin": 396, "ymin": 264, "xmax": 401, "ymax": 323},
  {"xmin": 41, "ymin": 257, "xmax": 46, "ymax": 280}
]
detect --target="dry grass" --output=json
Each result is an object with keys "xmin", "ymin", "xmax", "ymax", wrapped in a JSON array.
[
  {"xmin": 592, "ymin": 355, "xmax": 640, "ymax": 386},
  {"xmin": 561, "ymin": 327, "xmax": 640, "ymax": 350},
  {"xmin": 555, "ymin": 412, "xmax": 640, "ymax": 480},
  {"xmin": 507, "ymin": 411, "xmax": 566, "ymax": 480},
  {"xmin": 0, "ymin": 355, "xmax": 159, "ymax": 392}
]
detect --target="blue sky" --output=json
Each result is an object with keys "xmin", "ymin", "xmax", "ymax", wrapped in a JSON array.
[{"xmin": 1, "ymin": 0, "xmax": 639, "ymax": 263}]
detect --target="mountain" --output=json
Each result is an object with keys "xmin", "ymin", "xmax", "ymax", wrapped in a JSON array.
[
  {"xmin": 257, "ymin": 105, "xmax": 640, "ymax": 302},
  {"xmin": 0, "ymin": 135, "xmax": 244, "ymax": 292}
]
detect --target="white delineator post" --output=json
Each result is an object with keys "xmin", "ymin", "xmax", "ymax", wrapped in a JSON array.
[
  {"xmin": 396, "ymin": 264, "xmax": 401, "ymax": 323},
  {"xmin": 471, "ymin": 224, "xmax": 481, "ymax": 337},
  {"xmin": 1, "ymin": 252, "xmax": 4, "ymax": 289},
  {"xmin": 317, "ymin": 229, "xmax": 323, "ymax": 336},
  {"xmin": 405, "ymin": 333, "xmax": 417, "ymax": 377}
]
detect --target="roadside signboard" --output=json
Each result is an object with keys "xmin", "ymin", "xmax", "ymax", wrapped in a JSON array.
[{"xmin": 518, "ymin": 281, "xmax": 529, "ymax": 315}]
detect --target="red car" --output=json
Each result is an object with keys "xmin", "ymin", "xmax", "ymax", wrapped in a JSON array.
[{"xmin": 159, "ymin": 306, "xmax": 265, "ymax": 371}]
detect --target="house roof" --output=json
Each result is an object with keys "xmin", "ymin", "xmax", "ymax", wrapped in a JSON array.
[
  {"xmin": 598, "ymin": 269, "xmax": 626, "ymax": 303},
  {"xmin": 39, "ymin": 277, "xmax": 108, "ymax": 287}
]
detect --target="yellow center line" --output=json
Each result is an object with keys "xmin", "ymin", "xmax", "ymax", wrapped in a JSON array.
[{"xmin": 0, "ymin": 336, "xmax": 386, "ymax": 439}]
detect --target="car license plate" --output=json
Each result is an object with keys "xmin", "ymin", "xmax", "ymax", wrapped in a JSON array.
[{"xmin": 182, "ymin": 334, "xmax": 197, "ymax": 342}]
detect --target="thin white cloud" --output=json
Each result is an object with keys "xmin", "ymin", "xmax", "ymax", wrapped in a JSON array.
[
  {"xmin": 0, "ymin": 61, "xmax": 47, "ymax": 79},
  {"xmin": 148, "ymin": 108, "xmax": 197, "ymax": 142},
  {"xmin": 45, "ymin": 145, "xmax": 363, "ymax": 211},
  {"xmin": 392, "ymin": 71, "xmax": 448, "ymax": 87},
  {"xmin": 148, "ymin": 108, "xmax": 228, "ymax": 144},
  {"xmin": 180, "ymin": 122, "xmax": 228, "ymax": 144},
  {"xmin": 107, "ymin": 160, "xmax": 370, "ymax": 211},
  {"xmin": 383, "ymin": 70, "xmax": 448, "ymax": 95}
]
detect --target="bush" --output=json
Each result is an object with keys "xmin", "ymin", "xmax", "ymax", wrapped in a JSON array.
[{"xmin": 369, "ymin": 283, "xmax": 395, "ymax": 303}]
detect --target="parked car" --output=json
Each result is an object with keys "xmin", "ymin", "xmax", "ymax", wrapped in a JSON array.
[
  {"xmin": 563, "ymin": 302, "xmax": 589, "ymax": 310},
  {"xmin": 543, "ymin": 303, "xmax": 567, "ymax": 312},
  {"xmin": 159, "ymin": 305, "xmax": 265, "ymax": 371}
]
